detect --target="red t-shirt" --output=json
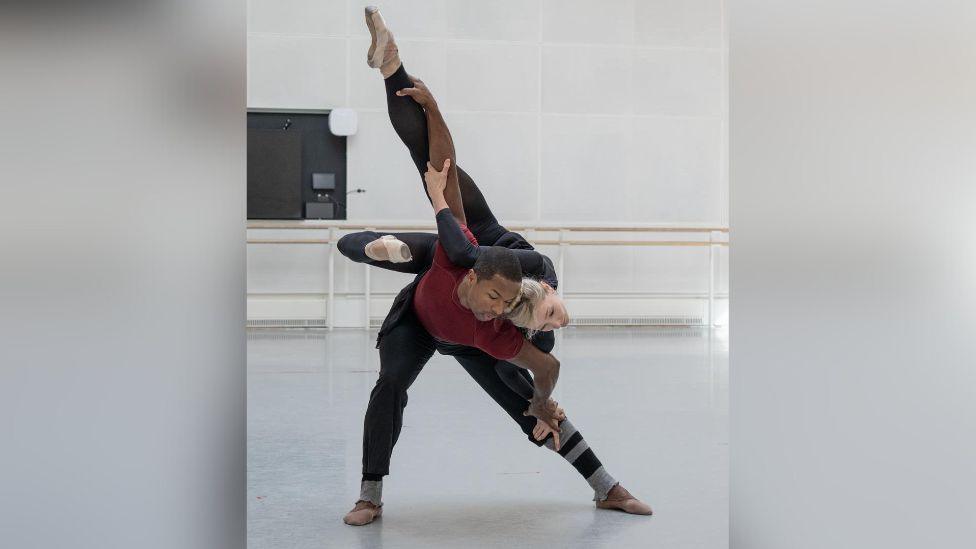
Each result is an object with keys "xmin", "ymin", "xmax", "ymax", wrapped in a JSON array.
[{"xmin": 413, "ymin": 223, "xmax": 525, "ymax": 360}]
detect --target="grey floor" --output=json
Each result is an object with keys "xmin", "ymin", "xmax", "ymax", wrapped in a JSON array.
[{"xmin": 248, "ymin": 326, "xmax": 728, "ymax": 549}]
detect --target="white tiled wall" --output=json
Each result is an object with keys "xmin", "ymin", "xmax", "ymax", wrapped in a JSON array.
[
  {"xmin": 442, "ymin": 42, "xmax": 539, "ymax": 112},
  {"xmin": 247, "ymin": 0, "xmax": 729, "ymax": 323}
]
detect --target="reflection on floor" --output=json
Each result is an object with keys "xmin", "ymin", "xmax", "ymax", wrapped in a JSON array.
[{"xmin": 248, "ymin": 326, "xmax": 728, "ymax": 549}]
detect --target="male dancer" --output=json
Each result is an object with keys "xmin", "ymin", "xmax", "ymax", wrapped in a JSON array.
[{"xmin": 341, "ymin": 6, "xmax": 653, "ymax": 525}]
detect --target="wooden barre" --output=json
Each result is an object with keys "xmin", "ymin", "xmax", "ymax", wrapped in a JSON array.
[
  {"xmin": 533, "ymin": 240, "xmax": 729, "ymax": 246},
  {"xmin": 247, "ymin": 222, "xmax": 729, "ymax": 233},
  {"xmin": 247, "ymin": 239, "xmax": 729, "ymax": 247},
  {"xmin": 248, "ymin": 225, "xmax": 437, "ymax": 232},
  {"xmin": 248, "ymin": 239, "xmax": 333, "ymax": 244},
  {"xmin": 550, "ymin": 227, "xmax": 728, "ymax": 233}
]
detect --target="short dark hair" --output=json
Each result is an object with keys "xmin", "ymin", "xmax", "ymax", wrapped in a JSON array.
[{"xmin": 472, "ymin": 246, "xmax": 522, "ymax": 283}]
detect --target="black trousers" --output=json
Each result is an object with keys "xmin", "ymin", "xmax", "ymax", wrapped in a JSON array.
[
  {"xmin": 358, "ymin": 64, "xmax": 554, "ymax": 478},
  {"xmin": 362, "ymin": 308, "xmax": 553, "ymax": 477}
]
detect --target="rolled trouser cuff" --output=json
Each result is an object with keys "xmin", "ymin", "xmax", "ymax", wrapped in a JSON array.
[{"xmin": 359, "ymin": 480, "xmax": 383, "ymax": 506}]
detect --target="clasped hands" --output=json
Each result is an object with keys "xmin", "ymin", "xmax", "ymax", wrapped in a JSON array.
[{"xmin": 525, "ymin": 397, "xmax": 566, "ymax": 450}]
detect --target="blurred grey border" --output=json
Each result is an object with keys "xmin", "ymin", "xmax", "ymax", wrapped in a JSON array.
[
  {"xmin": 0, "ymin": 2, "xmax": 246, "ymax": 548},
  {"xmin": 730, "ymin": 1, "xmax": 976, "ymax": 547},
  {"xmin": 3, "ymin": 1, "xmax": 975, "ymax": 547}
]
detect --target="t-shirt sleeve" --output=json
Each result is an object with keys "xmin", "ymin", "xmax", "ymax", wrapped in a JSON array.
[
  {"xmin": 433, "ymin": 213, "xmax": 479, "ymax": 268},
  {"xmin": 475, "ymin": 320, "xmax": 526, "ymax": 361}
]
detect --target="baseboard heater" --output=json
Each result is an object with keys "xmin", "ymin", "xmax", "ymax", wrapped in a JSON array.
[{"xmin": 247, "ymin": 319, "xmax": 330, "ymax": 328}]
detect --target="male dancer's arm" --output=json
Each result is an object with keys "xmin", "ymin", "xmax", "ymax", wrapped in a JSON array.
[
  {"xmin": 395, "ymin": 77, "xmax": 466, "ymax": 225},
  {"xmin": 403, "ymin": 79, "xmax": 556, "ymax": 282},
  {"xmin": 509, "ymin": 344, "xmax": 562, "ymax": 436},
  {"xmin": 435, "ymin": 205, "xmax": 551, "ymax": 278},
  {"xmin": 424, "ymin": 162, "xmax": 553, "ymax": 280}
]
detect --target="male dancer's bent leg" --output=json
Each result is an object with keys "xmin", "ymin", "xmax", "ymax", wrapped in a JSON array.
[
  {"xmin": 345, "ymin": 313, "xmax": 436, "ymax": 526},
  {"xmin": 362, "ymin": 316, "xmax": 435, "ymax": 479}
]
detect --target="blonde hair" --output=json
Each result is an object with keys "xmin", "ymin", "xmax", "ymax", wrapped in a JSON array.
[{"xmin": 504, "ymin": 278, "xmax": 548, "ymax": 339}]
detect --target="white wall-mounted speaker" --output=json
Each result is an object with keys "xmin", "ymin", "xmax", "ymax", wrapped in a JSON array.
[{"xmin": 328, "ymin": 108, "xmax": 358, "ymax": 136}]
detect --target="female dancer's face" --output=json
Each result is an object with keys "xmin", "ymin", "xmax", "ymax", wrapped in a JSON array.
[{"xmin": 529, "ymin": 291, "xmax": 569, "ymax": 332}]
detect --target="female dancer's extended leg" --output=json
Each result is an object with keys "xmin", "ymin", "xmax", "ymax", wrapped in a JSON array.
[{"xmin": 337, "ymin": 231, "xmax": 437, "ymax": 275}]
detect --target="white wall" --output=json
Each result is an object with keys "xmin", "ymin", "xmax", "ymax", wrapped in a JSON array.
[{"xmin": 247, "ymin": 0, "xmax": 728, "ymax": 325}]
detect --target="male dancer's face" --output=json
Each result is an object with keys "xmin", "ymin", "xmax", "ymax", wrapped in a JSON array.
[{"xmin": 461, "ymin": 271, "xmax": 521, "ymax": 322}]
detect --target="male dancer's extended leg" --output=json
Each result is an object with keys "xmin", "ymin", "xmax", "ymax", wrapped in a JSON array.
[
  {"xmin": 439, "ymin": 343, "xmax": 622, "ymax": 503},
  {"xmin": 345, "ymin": 312, "xmax": 436, "ymax": 526}
]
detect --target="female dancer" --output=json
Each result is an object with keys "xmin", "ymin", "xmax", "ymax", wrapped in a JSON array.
[{"xmin": 339, "ymin": 7, "xmax": 652, "ymax": 526}]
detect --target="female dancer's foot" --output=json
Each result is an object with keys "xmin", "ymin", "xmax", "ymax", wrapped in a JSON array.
[
  {"xmin": 595, "ymin": 484, "xmax": 654, "ymax": 515},
  {"xmin": 364, "ymin": 6, "xmax": 401, "ymax": 78},
  {"xmin": 365, "ymin": 235, "xmax": 412, "ymax": 263}
]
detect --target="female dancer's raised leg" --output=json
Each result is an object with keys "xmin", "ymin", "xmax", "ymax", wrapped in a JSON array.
[{"xmin": 371, "ymin": 11, "xmax": 513, "ymax": 245}]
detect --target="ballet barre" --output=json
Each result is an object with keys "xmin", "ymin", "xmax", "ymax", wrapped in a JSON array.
[
  {"xmin": 247, "ymin": 220, "xmax": 729, "ymax": 233},
  {"xmin": 246, "ymin": 239, "xmax": 729, "ymax": 246},
  {"xmin": 247, "ymin": 224, "xmax": 729, "ymax": 330}
]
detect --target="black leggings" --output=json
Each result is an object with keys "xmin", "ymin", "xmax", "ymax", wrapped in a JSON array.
[
  {"xmin": 385, "ymin": 64, "xmax": 530, "ymax": 249},
  {"xmin": 363, "ymin": 309, "xmax": 552, "ymax": 478}
]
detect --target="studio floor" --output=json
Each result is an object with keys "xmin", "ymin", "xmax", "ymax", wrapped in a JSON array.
[{"xmin": 248, "ymin": 326, "xmax": 728, "ymax": 549}]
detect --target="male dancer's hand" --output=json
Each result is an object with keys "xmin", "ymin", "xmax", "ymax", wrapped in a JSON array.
[
  {"xmin": 525, "ymin": 398, "xmax": 562, "ymax": 449},
  {"xmin": 395, "ymin": 77, "xmax": 436, "ymax": 108},
  {"xmin": 547, "ymin": 398, "xmax": 566, "ymax": 421},
  {"xmin": 532, "ymin": 399, "xmax": 566, "ymax": 443}
]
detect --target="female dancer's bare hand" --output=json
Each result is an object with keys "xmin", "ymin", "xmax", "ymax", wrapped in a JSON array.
[
  {"xmin": 525, "ymin": 398, "xmax": 562, "ymax": 449},
  {"xmin": 424, "ymin": 158, "xmax": 451, "ymax": 196},
  {"xmin": 532, "ymin": 399, "xmax": 566, "ymax": 443},
  {"xmin": 533, "ymin": 419, "xmax": 557, "ymax": 443}
]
